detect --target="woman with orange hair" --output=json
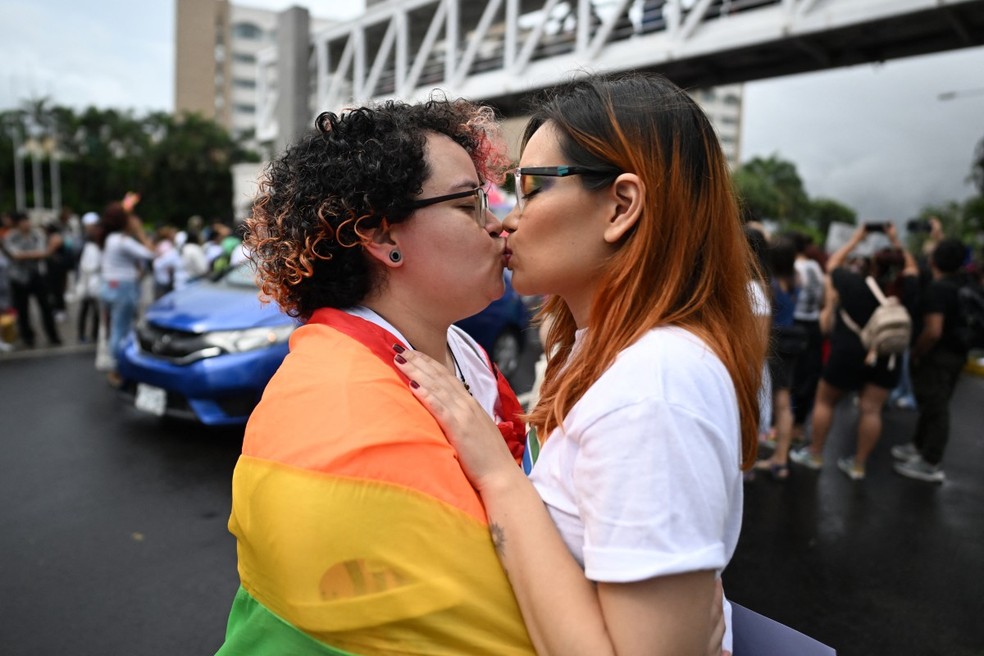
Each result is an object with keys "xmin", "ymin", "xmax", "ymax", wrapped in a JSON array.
[{"xmin": 396, "ymin": 73, "xmax": 766, "ymax": 655}]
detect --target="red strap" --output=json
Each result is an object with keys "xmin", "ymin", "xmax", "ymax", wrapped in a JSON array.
[{"xmin": 308, "ymin": 308, "xmax": 410, "ymax": 382}]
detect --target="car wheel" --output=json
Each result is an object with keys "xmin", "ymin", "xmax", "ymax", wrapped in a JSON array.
[{"xmin": 492, "ymin": 328, "xmax": 523, "ymax": 380}]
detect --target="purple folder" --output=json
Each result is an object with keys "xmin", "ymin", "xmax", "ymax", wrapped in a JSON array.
[{"xmin": 731, "ymin": 603, "xmax": 836, "ymax": 656}]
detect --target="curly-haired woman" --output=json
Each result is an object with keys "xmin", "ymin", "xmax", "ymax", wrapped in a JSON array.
[
  {"xmin": 218, "ymin": 99, "xmax": 535, "ymax": 655},
  {"xmin": 395, "ymin": 73, "xmax": 766, "ymax": 655}
]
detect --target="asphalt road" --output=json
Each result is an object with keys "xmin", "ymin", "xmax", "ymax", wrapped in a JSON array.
[{"xmin": 1, "ymin": 342, "xmax": 982, "ymax": 655}]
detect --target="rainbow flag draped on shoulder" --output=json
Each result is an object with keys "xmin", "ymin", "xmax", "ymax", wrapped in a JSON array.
[{"xmin": 218, "ymin": 309, "xmax": 534, "ymax": 655}]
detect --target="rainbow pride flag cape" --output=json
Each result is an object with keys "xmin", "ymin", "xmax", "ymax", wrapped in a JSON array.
[{"xmin": 218, "ymin": 309, "xmax": 534, "ymax": 655}]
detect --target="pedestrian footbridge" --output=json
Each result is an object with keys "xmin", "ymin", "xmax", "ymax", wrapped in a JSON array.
[{"xmin": 256, "ymin": 0, "xmax": 984, "ymax": 142}]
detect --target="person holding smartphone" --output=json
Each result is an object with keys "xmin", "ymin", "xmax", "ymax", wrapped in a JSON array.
[{"xmin": 790, "ymin": 223, "xmax": 918, "ymax": 480}]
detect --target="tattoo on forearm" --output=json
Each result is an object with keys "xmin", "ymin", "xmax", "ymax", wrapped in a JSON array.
[{"xmin": 491, "ymin": 522, "xmax": 506, "ymax": 556}]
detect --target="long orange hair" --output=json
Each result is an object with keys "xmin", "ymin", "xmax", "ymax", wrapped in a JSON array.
[{"xmin": 525, "ymin": 73, "xmax": 765, "ymax": 470}]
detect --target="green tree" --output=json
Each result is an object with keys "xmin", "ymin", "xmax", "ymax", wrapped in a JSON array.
[
  {"xmin": 732, "ymin": 154, "xmax": 810, "ymax": 225},
  {"xmin": 807, "ymin": 197, "xmax": 856, "ymax": 238},
  {"xmin": 142, "ymin": 111, "xmax": 260, "ymax": 225},
  {"xmin": 0, "ymin": 102, "xmax": 258, "ymax": 223},
  {"xmin": 915, "ymin": 199, "xmax": 984, "ymax": 246}
]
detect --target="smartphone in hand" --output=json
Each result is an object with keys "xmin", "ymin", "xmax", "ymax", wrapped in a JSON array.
[{"xmin": 864, "ymin": 222, "xmax": 887, "ymax": 233}]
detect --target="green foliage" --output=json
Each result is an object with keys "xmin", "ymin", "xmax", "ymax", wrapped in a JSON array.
[
  {"xmin": 732, "ymin": 154, "xmax": 857, "ymax": 244},
  {"xmin": 914, "ymin": 198, "xmax": 984, "ymax": 253},
  {"xmin": 0, "ymin": 100, "xmax": 259, "ymax": 225},
  {"xmin": 732, "ymin": 154, "xmax": 810, "ymax": 224},
  {"xmin": 807, "ymin": 197, "xmax": 856, "ymax": 237}
]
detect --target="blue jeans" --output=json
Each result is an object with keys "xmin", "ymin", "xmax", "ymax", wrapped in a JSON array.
[
  {"xmin": 101, "ymin": 279, "xmax": 140, "ymax": 362},
  {"xmin": 889, "ymin": 350, "xmax": 917, "ymax": 409}
]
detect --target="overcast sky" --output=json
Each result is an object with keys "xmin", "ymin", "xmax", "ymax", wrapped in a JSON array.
[{"xmin": 2, "ymin": 0, "xmax": 982, "ymax": 221}]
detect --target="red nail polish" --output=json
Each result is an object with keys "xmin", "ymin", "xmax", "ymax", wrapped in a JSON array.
[
  {"xmin": 410, "ymin": 380, "xmax": 420, "ymax": 389},
  {"xmin": 392, "ymin": 343, "xmax": 406, "ymax": 353},
  {"xmin": 395, "ymin": 354, "xmax": 407, "ymax": 364}
]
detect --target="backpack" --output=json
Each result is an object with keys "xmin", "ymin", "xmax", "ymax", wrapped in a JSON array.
[
  {"xmin": 955, "ymin": 283, "xmax": 984, "ymax": 351},
  {"xmin": 839, "ymin": 276, "xmax": 912, "ymax": 368}
]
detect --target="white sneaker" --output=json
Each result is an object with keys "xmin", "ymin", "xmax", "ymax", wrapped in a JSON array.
[
  {"xmin": 894, "ymin": 456, "xmax": 945, "ymax": 484},
  {"xmin": 790, "ymin": 447, "xmax": 823, "ymax": 470},
  {"xmin": 837, "ymin": 456, "xmax": 865, "ymax": 481},
  {"xmin": 891, "ymin": 443, "xmax": 919, "ymax": 461}
]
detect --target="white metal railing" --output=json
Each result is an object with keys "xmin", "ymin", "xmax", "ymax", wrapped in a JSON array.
[{"xmin": 255, "ymin": 0, "xmax": 977, "ymax": 139}]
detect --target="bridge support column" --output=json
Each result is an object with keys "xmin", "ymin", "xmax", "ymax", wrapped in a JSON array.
[{"xmin": 275, "ymin": 6, "xmax": 311, "ymax": 155}]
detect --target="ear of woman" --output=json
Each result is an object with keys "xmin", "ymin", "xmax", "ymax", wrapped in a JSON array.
[
  {"xmin": 364, "ymin": 226, "xmax": 403, "ymax": 267},
  {"xmin": 603, "ymin": 173, "xmax": 644, "ymax": 244}
]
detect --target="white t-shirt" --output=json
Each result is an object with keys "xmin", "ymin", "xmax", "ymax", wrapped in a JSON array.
[
  {"xmin": 345, "ymin": 306, "xmax": 501, "ymax": 420},
  {"xmin": 101, "ymin": 233, "xmax": 154, "ymax": 283},
  {"xmin": 529, "ymin": 326, "xmax": 743, "ymax": 580},
  {"xmin": 76, "ymin": 242, "xmax": 102, "ymax": 299},
  {"xmin": 748, "ymin": 279, "xmax": 772, "ymax": 431},
  {"xmin": 529, "ymin": 326, "xmax": 742, "ymax": 650},
  {"xmin": 793, "ymin": 257, "xmax": 825, "ymax": 321}
]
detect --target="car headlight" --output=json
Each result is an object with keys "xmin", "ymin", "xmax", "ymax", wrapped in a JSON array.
[{"xmin": 202, "ymin": 325, "xmax": 295, "ymax": 354}]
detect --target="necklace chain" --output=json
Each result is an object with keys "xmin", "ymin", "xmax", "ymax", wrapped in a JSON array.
[{"xmin": 447, "ymin": 345, "xmax": 472, "ymax": 395}]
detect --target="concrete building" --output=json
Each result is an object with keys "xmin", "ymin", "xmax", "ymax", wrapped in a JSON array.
[
  {"xmin": 691, "ymin": 84, "xmax": 744, "ymax": 169},
  {"xmin": 174, "ymin": 0, "xmax": 333, "ymax": 142}
]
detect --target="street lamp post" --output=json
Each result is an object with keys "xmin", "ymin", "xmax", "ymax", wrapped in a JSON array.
[
  {"xmin": 18, "ymin": 120, "xmax": 61, "ymax": 218},
  {"xmin": 10, "ymin": 126, "xmax": 26, "ymax": 212},
  {"xmin": 28, "ymin": 146, "xmax": 44, "ymax": 213},
  {"xmin": 51, "ymin": 150, "xmax": 61, "ymax": 213}
]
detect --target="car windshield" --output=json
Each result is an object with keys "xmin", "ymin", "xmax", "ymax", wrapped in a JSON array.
[{"xmin": 221, "ymin": 262, "xmax": 259, "ymax": 288}]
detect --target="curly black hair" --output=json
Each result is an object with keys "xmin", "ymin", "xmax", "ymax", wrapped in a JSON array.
[{"xmin": 246, "ymin": 98, "xmax": 507, "ymax": 319}]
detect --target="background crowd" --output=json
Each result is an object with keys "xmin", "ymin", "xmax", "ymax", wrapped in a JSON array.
[
  {"xmin": 0, "ymin": 202, "xmax": 248, "ymax": 380},
  {"xmin": 745, "ymin": 217, "xmax": 983, "ymax": 486},
  {"xmin": 1, "ymin": 198, "xmax": 981, "ymax": 488}
]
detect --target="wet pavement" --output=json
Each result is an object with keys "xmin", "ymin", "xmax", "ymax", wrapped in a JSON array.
[
  {"xmin": 725, "ymin": 374, "xmax": 984, "ymax": 655},
  {"xmin": 1, "ymin": 338, "xmax": 982, "ymax": 655}
]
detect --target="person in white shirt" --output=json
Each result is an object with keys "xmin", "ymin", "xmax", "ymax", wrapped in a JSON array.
[
  {"xmin": 99, "ymin": 194, "xmax": 154, "ymax": 385},
  {"xmin": 152, "ymin": 229, "xmax": 208, "ymax": 294},
  {"xmin": 75, "ymin": 212, "xmax": 103, "ymax": 343},
  {"xmin": 396, "ymin": 73, "xmax": 766, "ymax": 656},
  {"xmin": 790, "ymin": 232, "xmax": 826, "ymax": 439}
]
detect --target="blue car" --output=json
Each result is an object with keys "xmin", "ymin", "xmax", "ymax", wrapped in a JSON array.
[
  {"xmin": 456, "ymin": 270, "xmax": 530, "ymax": 380},
  {"xmin": 117, "ymin": 265, "xmax": 529, "ymax": 425},
  {"xmin": 117, "ymin": 265, "xmax": 297, "ymax": 425}
]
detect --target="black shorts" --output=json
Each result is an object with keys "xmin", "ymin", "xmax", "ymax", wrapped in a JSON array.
[
  {"xmin": 768, "ymin": 351, "xmax": 797, "ymax": 391},
  {"xmin": 821, "ymin": 345, "xmax": 900, "ymax": 391}
]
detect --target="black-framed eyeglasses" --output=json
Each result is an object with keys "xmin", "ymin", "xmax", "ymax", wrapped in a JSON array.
[
  {"xmin": 513, "ymin": 166, "xmax": 618, "ymax": 211},
  {"xmin": 408, "ymin": 187, "xmax": 489, "ymax": 227}
]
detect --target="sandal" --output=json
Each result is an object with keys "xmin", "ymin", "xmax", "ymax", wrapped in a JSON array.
[{"xmin": 753, "ymin": 459, "xmax": 789, "ymax": 481}]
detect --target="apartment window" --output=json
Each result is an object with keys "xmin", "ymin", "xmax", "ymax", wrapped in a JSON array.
[
  {"xmin": 234, "ymin": 104, "xmax": 256, "ymax": 114},
  {"xmin": 232, "ymin": 22, "xmax": 264, "ymax": 40},
  {"xmin": 233, "ymin": 52, "xmax": 257, "ymax": 64},
  {"xmin": 723, "ymin": 93, "xmax": 741, "ymax": 106},
  {"xmin": 233, "ymin": 79, "xmax": 257, "ymax": 90}
]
